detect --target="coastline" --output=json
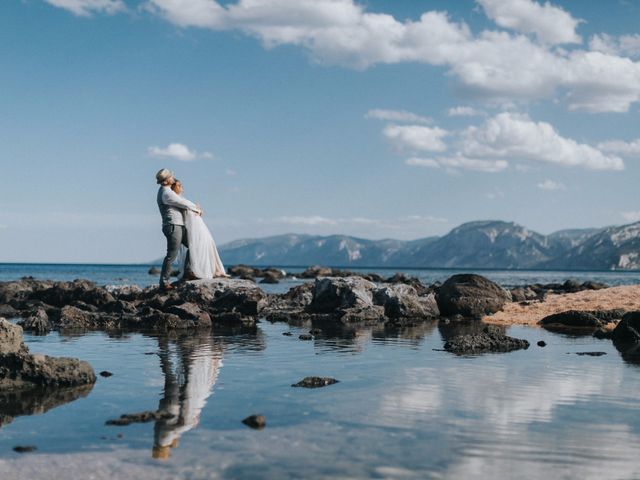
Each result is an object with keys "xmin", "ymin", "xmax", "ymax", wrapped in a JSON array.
[{"xmin": 483, "ymin": 284, "xmax": 640, "ymax": 328}]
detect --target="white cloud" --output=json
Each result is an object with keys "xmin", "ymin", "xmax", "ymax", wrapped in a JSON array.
[
  {"xmin": 365, "ymin": 109, "xmax": 432, "ymax": 124},
  {"xmin": 383, "ymin": 125, "xmax": 448, "ymax": 152},
  {"xmin": 621, "ymin": 211, "xmax": 640, "ymax": 223},
  {"xmin": 477, "ymin": 0, "xmax": 581, "ymax": 45},
  {"xmin": 44, "ymin": 0, "xmax": 125, "ymax": 16},
  {"xmin": 597, "ymin": 139, "xmax": 640, "ymax": 157},
  {"xmin": 275, "ymin": 216, "xmax": 338, "ymax": 226},
  {"xmin": 148, "ymin": 143, "xmax": 214, "ymax": 161},
  {"xmin": 459, "ymin": 112, "xmax": 624, "ymax": 170},
  {"xmin": 447, "ymin": 106, "xmax": 485, "ymax": 117},
  {"xmin": 406, "ymin": 156, "xmax": 508, "ymax": 173},
  {"xmin": 537, "ymin": 179, "xmax": 566, "ymax": 190},
  {"xmin": 589, "ymin": 33, "xmax": 640, "ymax": 59},
  {"xmin": 225, "ymin": 168, "xmax": 237, "ymax": 176}
]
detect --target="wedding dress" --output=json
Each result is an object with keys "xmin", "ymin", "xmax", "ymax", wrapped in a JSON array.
[{"xmin": 181, "ymin": 210, "xmax": 227, "ymax": 279}]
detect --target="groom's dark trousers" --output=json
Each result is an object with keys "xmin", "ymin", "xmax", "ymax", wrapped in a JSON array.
[{"xmin": 160, "ymin": 224, "xmax": 190, "ymax": 286}]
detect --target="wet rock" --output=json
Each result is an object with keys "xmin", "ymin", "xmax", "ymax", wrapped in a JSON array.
[
  {"xmin": 299, "ymin": 334, "xmax": 313, "ymax": 340},
  {"xmin": 575, "ymin": 351, "xmax": 607, "ymax": 356},
  {"xmin": 537, "ymin": 340, "xmax": 546, "ymax": 347},
  {"xmin": 539, "ymin": 310, "xmax": 603, "ymax": 334},
  {"xmin": 0, "ymin": 319, "xmax": 96, "ymax": 389},
  {"xmin": 309, "ymin": 328, "xmax": 322, "ymax": 335},
  {"xmin": 13, "ymin": 446, "xmax": 37, "ymax": 453},
  {"xmin": 35, "ymin": 280, "xmax": 115, "ymax": 309},
  {"xmin": 106, "ymin": 410, "xmax": 175, "ymax": 426},
  {"xmin": 509, "ymin": 286, "xmax": 539, "ymax": 302},
  {"xmin": 228, "ymin": 265, "xmax": 259, "ymax": 278},
  {"xmin": 18, "ymin": 308, "xmax": 52, "ymax": 334},
  {"xmin": 437, "ymin": 274, "xmax": 512, "ymax": 318},
  {"xmin": 0, "ymin": 304, "xmax": 19, "ymax": 318},
  {"xmin": 282, "ymin": 332, "xmax": 293, "ymax": 336},
  {"xmin": 99, "ymin": 371, "xmax": 113, "ymax": 377},
  {"xmin": 148, "ymin": 267, "xmax": 161, "ymax": 275},
  {"xmin": 593, "ymin": 328, "xmax": 613, "ymax": 339},
  {"xmin": 586, "ymin": 309, "xmax": 626, "ymax": 324},
  {"xmin": 612, "ymin": 311, "xmax": 640, "ymax": 345},
  {"xmin": 242, "ymin": 414, "xmax": 266, "ymax": 430},
  {"xmin": 166, "ymin": 303, "xmax": 212, "ymax": 327},
  {"xmin": 103, "ymin": 300, "xmax": 138, "ymax": 315},
  {"xmin": 258, "ymin": 268, "xmax": 286, "ymax": 280},
  {"xmin": 292, "ymin": 376, "xmax": 339, "ymax": 388},
  {"xmin": 338, "ymin": 306, "xmax": 386, "ymax": 324},
  {"xmin": 211, "ymin": 286, "xmax": 268, "ymax": 316},
  {"xmin": 105, "ymin": 284, "xmax": 143, "ymax": 301},
  {"xmin": 56, "ymin": 305, "xmax": 97, "ymax": 330},
  {"xmin": 443, "ymin": 325, "xmax": 530, "ymax": 354}
]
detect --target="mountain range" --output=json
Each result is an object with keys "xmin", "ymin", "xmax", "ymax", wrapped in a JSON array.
[{"xmin": 216, "ymin": 220, "xmax": 640, "ymax": 270}]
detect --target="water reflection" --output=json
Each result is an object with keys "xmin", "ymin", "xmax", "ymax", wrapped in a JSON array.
[
  {"xmin": 0, "ymin": 385, "xmax": 93, "ymax": 428},
  {"xmin": 152, "ymin": 334, "xmax": 224, "ymax": 460}
]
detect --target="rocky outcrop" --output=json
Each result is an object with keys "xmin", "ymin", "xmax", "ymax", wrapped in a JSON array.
[
  {"xmin": 539, "ymin": 311, "xmax": 603, "ymax": 334},
  {"xmin": 0, "ymin": 318, "xmax": 96, "ymax": 390},
  {"xmin": 443, "ymin": 325, "xmax": 530, "ymax": 354},
  {"xmin": 436, "ymin": 274, "xmax": 511, "ymax": 317},
  {"xmin": 611, "ymin": 312, "xmax": 640, "ymax": 364}
]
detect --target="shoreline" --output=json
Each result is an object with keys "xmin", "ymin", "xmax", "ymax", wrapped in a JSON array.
[{"xmin": 483, "ymin": 284, "xmax": 640, "ymax": 328}]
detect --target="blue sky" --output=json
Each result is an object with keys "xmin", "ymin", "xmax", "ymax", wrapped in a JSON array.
[{"xmin": 1, "ymin": 0, "xmax": 640, "ymax": 262}]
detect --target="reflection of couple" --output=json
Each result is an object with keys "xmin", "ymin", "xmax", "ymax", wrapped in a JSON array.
[
  {"xmin": 152, "ymin": 336, "xmax": 224, "ymax": 460},
  {"xmin": 156, "ymin": 168, "xmax": 228, "ymax": 291}
]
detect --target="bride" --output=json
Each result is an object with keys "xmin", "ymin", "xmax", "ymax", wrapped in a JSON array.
[{"xmin": 171, "ymin": 179, "xmax": 228, "ymax": 279}]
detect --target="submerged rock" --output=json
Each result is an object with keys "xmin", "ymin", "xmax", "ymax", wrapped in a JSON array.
[
  {"xmin": 292, "ymin": 376, "xmax": 339, "ymax": 388},
  {"xmin": 443, "ymin": 325, "xmax": 530, "ymax": 354},
  {"xmin": 437, "ymin": 274, "xmax": 512, "ymax": 318},
  {"xmin": 105, "ymin": 410, "xmax": 175, "ymax": 426},
  {"xmin": 242, "ymin": 414, "xmax": 266, "ymax": 430}
]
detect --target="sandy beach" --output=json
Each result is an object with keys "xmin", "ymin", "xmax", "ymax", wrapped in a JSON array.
[{"xmin": 483, "ymin": 284, "xmax": 640, "ymax": 328}]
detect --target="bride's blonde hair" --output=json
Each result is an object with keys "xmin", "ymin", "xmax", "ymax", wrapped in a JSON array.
[{"xmin": 170, "ymin": 179, "xmax": 182, "ymax": 193}]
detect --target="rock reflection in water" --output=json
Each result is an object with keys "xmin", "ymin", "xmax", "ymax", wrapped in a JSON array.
[{"xmin": 0, "ymin": 384, "xmax": 93, "ymax": 428}]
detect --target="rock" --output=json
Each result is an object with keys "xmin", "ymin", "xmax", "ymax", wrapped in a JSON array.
[
  {"xmin": 13, "ymin": 446, "xmax": 37, "ymax": 453},
  {"xmin": 299, "ymin": 334, "xmax": 313, "ymax": 340},
  {"xmin": 228, "ymin": 265, "xmax": 259, "ymax": 278},
  {"xmin": 308, "ymin": 277, "xmax": 376, "ymax": 313},
  {"xmin": 148, "ymin": 267, "xmax": 161, "ymax": 275},
  {"xmin": 166, "ymin": 303, "xmax": 212, "ymax": 327},
  {"xmin": 374, "ymin": 285, "xmax": 439, "ymax": 319},
  {"xmin": 103, "ymin": 300, "xmax": 138, "ymax": 315},
  {"xmin": 56, "ymin": 305, "xmax": 97, "ymax": 330},
  {"xmin": 443, "ymin": 325, "xmax": 530, "ymax": 354},
  {"xmin": 259, "ymin": 272, "xmax": 280, "ymax": 284},
  {"xmin": 509, "ymin": 286, "xmax": 539, "ymax": 302},
  {"xmin": 539, "ymin": 310, "xmax": 603, "ymax": 333},
  {"xmin": 593, "ymin": 328, "xmax": 613, "ymax": 339},
  {"xmin": 300, "ymin": 266, "xmax": 333, "ymax": 278},
  {"xmin": 338, "ymin": 306, "xmax": 386, "ymax": 324},
  {"xmin": 19, "ymin": 308, "xmax": 52, "ymax": 334},
  {"xmin": 586, "ymin": 309, "xmax": 626, "ymax": 323},
  {"xmin": 292, "ymin": 377, "xmax": 339, "ymax": 388},
  {"xmin": 258, "ymin": 268, "xmax": 286, "ymax": 280},
  {"xmin": 211, "ymin": 286, "xmax": 268, "ymax": 316},
  {"xmin": 35, "ymin": 280, "xmax": 115, "ymax": 309},
  {"xmin": 99, "ymin": 371, "xmax": 113, "ymax": 377},
  {"xmin": 106, "ymin": 410, "xmax": 175, "ymax": 426},
  {"xmin": 0, "ymin": 304, "xmax": 19, "ymax": 318},
  {"xmin": 575, "ymin": 351, "xmax": 607, "ymax": 356},
  {"xmin": 0, "ymin": 319, "xmax": 25, "ymax": 354},
  {"xmin": 105, "ymin": 284, "xmax": 143, "ymax": 300},
  {"xmin": 242, "ymin": 414, "xmax": 266, "ymax": 430},
  {"xmin": 537, "ymin": 340, "xmax": 546, "ymax": 347},
  {"xmin": 436, "ymin": 274, "xmax": 512, "ymax": 317},
  {"xmin": 612, "ymin": 311, "xmax": 640, "ymax": 345},
  {"xmin": 282, "ymin": 332, "xmax": 293, "ymax": 336},
  {"xmin": 562, "ymin": 279, "xmax": 584, "ymax": 293}
]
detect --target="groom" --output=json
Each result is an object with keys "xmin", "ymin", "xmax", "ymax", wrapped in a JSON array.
[{"xmin": 156, "ymin": 169, "xmax": 202, "ymax": 291}]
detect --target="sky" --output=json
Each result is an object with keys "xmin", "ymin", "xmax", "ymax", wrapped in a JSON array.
[{"xmin": 1, "ymin": 0, "xmax": 640, "ymax": 263}]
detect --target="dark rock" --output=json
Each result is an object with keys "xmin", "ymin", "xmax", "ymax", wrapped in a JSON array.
[
  {"xmin": 309, "ymin": 328, "xmax": 322, "ymax": 335},
  {"xmin": 103, "ymin": 300, "xmax": 138, "ymax": 315},
  {"xmin": 593, "ymin": 328, "xmax": 613, "ymax": 339},
  {"xmin": 539, "ymin": 310, "xmax": 603, "ymax": 333},
  {"xmin": 259, "ymin": 272, "xmax": 280, "ymax": 284},
  {"xmin": 282, "ymin": 332, "xmax": 293, "ymax": 336},
  {"xmin": 300, "ymin": 266, "xmax": 334, "ymax": 278},
  {"xmin": 582, "ymin": 281, "xmax": 608, "ymax": 291},
  {"xmin": 242, "ymin": 414, "xmax": 266, "ymax": 430},
  {"xmin": 292, "ymin": 376, "xmax": 339, "ymax": 388},
  {"xmin": 562, "ymin": 279, "xmax": 583, "ymax": 293},
  {"xmin": 19, "ymin": 308, "xmax": 52, "ymax": 334},
  {"xmin": 99, "ymin": 371, "xmax": 113, "ymax": 377},
  {"xmin": 106, "ymin": 410, "xmax": 174, "ymax": 426},
  {"xmin": 0, "ymin": 304, "xmax": 19, "ymax": 318},
  {"xmin": 509, "ymin": 286, "xmax": 539, "ymax": 302},
  {"xmin": 228, "ymin": 265, "xmax": 259, "ymax": 278},
  {"xmin": 374, "ymin": 285, "xmax": 439, "ymax": 319},
  {"xmin": 299, "ymin": 334, "xmax": 313, "ymax": 340},
  {"xmin": 308, "ymin": 277, "xmax": 376, "ymax": 313},
  {"xmin": 443, "ymin": 325, "xmax": 530, "ymax": 354},
  {"xmin": 166, "ymin": 303, "xmax": 212, "ymax": 327},
  {"xmin": 258, "ymin": 268, "xmax": 286, "ymax": 280},
  {"xmin": 575, "ymin": 351, "xmax": 607, "ymax": 356},
  {"xmin": 148, "ymin": 267, "xmax": 161, "ymax": 275},
  {"xmin": 56, "ymin": 306, "xmax": 97, "ymax": 330},
  {"xmin": 537, "ymin": 340, "xmax": 546, "ymax": 347},
  {"xmin": 211, "ymin": 286, "xmax": 268, "ymax": 316},
  {"xmin": 612, "ymin": 311, "xmax": 640, "ymax": 345},
  {"xmin": 436, "ymin": 274, "xmax": 511, "ymax": 318},
  {"xmin": 13, "ymin": 446, "xmax": 37, "ymax": 453},
  {"xmin": 586, "ymin": 309, "xmax": 626, "ymax": 323}
]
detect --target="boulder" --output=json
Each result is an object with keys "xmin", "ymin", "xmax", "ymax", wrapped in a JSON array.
[
  {"xmin": 211, "ymin": 286, "xmax": 268, "ymax": 316},
  {"xmin": 300, "ymin": 266, "xmax": 333, "ymax": 279},
  {"xmin": 308, "ymin": 277, "xmax": 376, "ymax": 313},
  {"xmin": 373, "ymin": 285, "xmax": 440, "ymax": 319},
  {"xmin": 166, "ymin": 303, "xmax": 212, "ymax": 327},
  {"xmin": 259, "ymin": 272, "xmax": 280, "ymax": 284},
  {"xmin": 291, "ymin": 377, "xmax": 339, "ymax": 388},
  {"xmin": 0, "ymin": 319, "xmax": 24, "ymax": 354},
  {"xmin": 443, "ymin": 325, "xmax": 530, "ymax": 354},
  {"xmin": 509, "ymin": 286, "xmax": 539, "ymax": 302},
  {"xmin": 148, "ymin": 267, "xmax": 161, "ymax": 275},
  {"xmin": 228, "ymin": 265, "xmax": 259, "ymax": 278},
  {"xmin": 539, "ymin": 310, "xmax": 603, "ymax": 333},
  {"xmin": 19, "ymin": 308, "xmax": 52, "ymax": 334},
  {"xmin": 612, "ymin": 311, "xmax": 640, "ymax": 345},
  {"xmin": 436, "ymin": 274, "xmax": 512, "ymax": 317}
]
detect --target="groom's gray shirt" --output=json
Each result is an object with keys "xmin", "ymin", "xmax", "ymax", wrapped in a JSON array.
[{"xmin": 157, "ymin": 186, "xmax": 200, "ymax": 226}]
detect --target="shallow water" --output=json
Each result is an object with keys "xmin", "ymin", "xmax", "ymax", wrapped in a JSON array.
[{"xmin": 1, "ymin": 320, "xmax": 640, "ymax": 479}]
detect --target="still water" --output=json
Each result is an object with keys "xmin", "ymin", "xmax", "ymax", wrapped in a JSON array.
[{"xmin": 1, "ymin": 265, "xmax": 640, "ymax": 478}]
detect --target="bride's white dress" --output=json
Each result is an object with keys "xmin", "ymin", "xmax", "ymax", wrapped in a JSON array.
[{"xmin": 181, "ymin": 210, "xmax": 226, "ymax": 279}]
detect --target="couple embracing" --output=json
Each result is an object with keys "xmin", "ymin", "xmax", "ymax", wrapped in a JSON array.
[{"xmin": 156, "ymin": 168, "xmax": 228, "ymax": 291}]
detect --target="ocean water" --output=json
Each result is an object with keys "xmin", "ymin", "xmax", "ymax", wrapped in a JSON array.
[{"xmin": 1, "ymin": 264, "xmax": 640, "ymax": 479}]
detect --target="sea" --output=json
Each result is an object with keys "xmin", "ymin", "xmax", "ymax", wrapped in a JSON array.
[{"xmin": 1, "ymin": 263, "xmax": 640, "ymax": 479}]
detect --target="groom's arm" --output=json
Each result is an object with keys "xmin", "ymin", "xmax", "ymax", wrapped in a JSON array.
[{"xmin": 161, "ymin": 189, "xmax": 202, "ymax": 214}]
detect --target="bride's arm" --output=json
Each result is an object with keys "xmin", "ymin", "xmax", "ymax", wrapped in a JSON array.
[{"xmin": 162, "ymin": 189, "xmax": 202, "ymax": 214}]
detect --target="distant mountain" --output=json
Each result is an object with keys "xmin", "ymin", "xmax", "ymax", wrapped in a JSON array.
[{"xmin": 188, "ymin": 220, "xmax": 640, "ymax": 270}]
